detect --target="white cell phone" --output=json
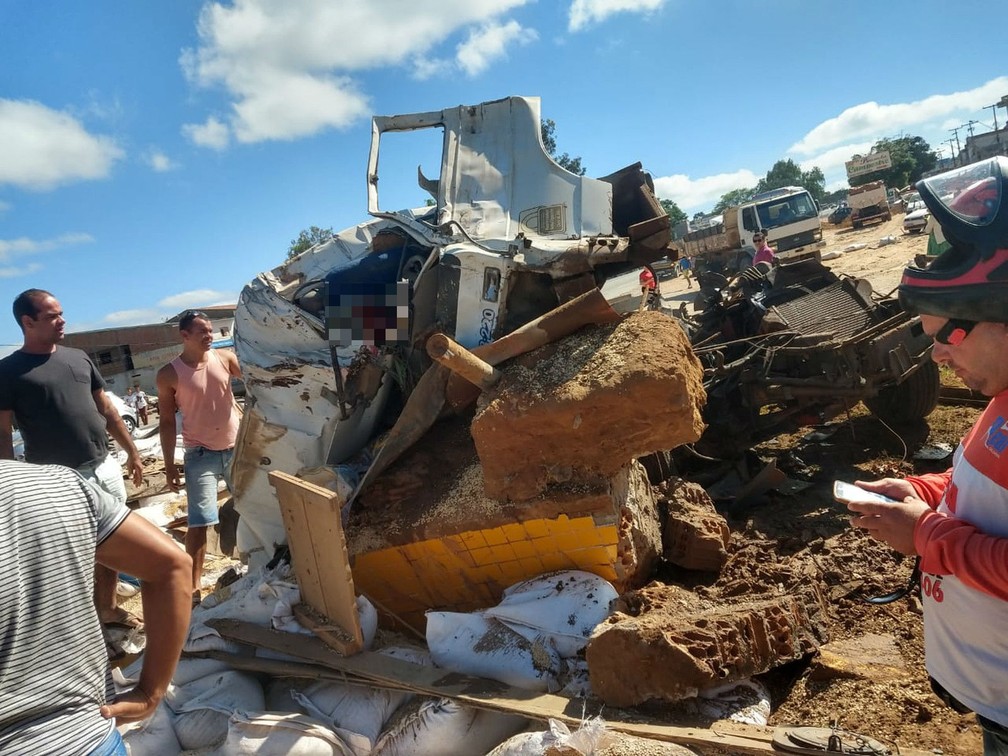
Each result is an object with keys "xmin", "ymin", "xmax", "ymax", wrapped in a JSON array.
[{"xmin": 833, "ymin": 480, "xmax": 899, "ymax": 505}]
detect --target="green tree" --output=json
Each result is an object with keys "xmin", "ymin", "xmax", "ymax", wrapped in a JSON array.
[
  {"xmin": 540, "ymin": 119, "xmax": 587, "ymax": 176},
  {"xmin": 756, "ymin": 159, "xmax": 826, "ymax": 202},
  {"xmin": 713, "ymin": 187, "xmax": 756, "ymax": 214},
  {"xmin": 287, "ymin": 226, "xmax": 334, "ymax": 260},
  {"xmin": 659, "ymin": 198, "xmax": 687, "ymax": 227},
  {"xmin": 848, "ymin": 136, "xmax": 937, "ymax": 189}
]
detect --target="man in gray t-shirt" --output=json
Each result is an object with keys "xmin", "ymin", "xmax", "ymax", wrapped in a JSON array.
[{"xmin": 0, "ymin": 460, "xmax": 191, "ymax": 753}]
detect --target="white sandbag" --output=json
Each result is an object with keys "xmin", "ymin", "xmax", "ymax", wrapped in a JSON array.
[
  {"xmin": 264, "ymin": 677, "xmax": 309, "ymax": 713},
  {"xmin": 557, "ymin": 657, "xmax": 592, "ymax": 699},
  {"xmin": 222, "ymin": 711, "xmax": 354, "ymax": 756},
  {"xmin": 696, "ymin": 679, "xmax": 771, "ymax": 726},
  {"xmin": 487, "ymin": 717, "xmax": 617, "ymax": 756},
  {"xmin": 426, "ymin": 611, "xmax": 561, "ymax": 692},
  {"xmin": 118, "ymin": 700, "xmax": 181, "ymax": 755},
  {"xmin": 171, "ymin": 657, "xmax": 233, "ymax": 686},
  {"xmin": 289, "ymin": 644, "xmax": 431, "ymax": 756},
  {"xmin": 271, "ymin": 594, "xmax": 379, "ymax": 654},
  {"xmin": 373, "ymin": 697, "xmax": 527, "ymax": 756},
  {"xmin": 485, "ymin": 571, "xmax": 618, "ymax": 658},
  {"xmin": 186, "ymin": 564, "xmax": 300, "ymax": 654},
  {"xmin": 167, "ymin": 670, "xmax": 265, "ymax": 750}
]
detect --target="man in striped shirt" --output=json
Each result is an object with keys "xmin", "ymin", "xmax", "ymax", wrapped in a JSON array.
[{"xmin": 0, "ymin": 461, "xmax": 191, "ymax": 754}]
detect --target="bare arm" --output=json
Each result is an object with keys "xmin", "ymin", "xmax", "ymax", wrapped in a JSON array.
[
  {"xmin": 223, "ymin": 348, "xmax": 242, "ymax": 378},
  {"xmin": 96, "ymin": 512, "xmax": 192, "ymax": 723},
  {"xmin": 0, "ymin": 409, "xmax": 14, "ymax": 460},
  {"xmin": 156, "ymin": 365, "xmax": 181, "ymax": 492},
  {"xmin": 94, "ymin": 390, "xmax": 143, "ymax": 487}
]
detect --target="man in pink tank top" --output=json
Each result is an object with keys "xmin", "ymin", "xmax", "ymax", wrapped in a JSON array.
[{"xmin": 156, "ymin": 311, "xmax": 242, "ymax": 603}]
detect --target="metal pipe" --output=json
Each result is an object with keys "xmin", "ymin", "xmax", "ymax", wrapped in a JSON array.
[{"xmin": 426, "ymin": 333, "xmax": 502, "ymax": 391}]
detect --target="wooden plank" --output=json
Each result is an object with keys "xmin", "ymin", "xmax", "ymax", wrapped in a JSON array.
[
  {"xmin": 206, "ymin": 619, "xmax": 777, "ymax": 754},
  {"xmin": 268, "ymin": 470, "xmax": 363, "ymax": 654}
]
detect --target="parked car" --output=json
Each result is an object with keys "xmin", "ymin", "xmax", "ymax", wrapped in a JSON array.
[
  {"xmin": 106, "ymin": 391, "xmax": 139, "ymax": 434},
  {"xmin": 11, "ymin": 429, "xmax": 25, "ymax": 461},
  {"xmin": 828, "ymin": 202, "xmax": 852, "ymax": 224},
  {"xmin": 903, "ymin": 199, "xmax": 929, "ymax": 234}
]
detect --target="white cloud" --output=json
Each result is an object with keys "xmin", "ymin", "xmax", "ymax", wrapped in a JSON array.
[
  {"xmin": 789, "ymin": 76, "xmax": 1008, "ymax": 156},
  {"xmin": 0, "ymin": 99, "xmax": 124, "ymax": 191},
  {"xmin": 145, "ymin": 149, "xmax": 178, "ymax": 172},
  {"xmin": 798, "ymin": 140, "xmax": 875, "ymax": 176},
  {"xmin": 181, "ymin": 0, "xmax": 532, "ymax": 145},
  {"xmin": 0, "ymin": 233, "xmax": 94, "ymax": 262},
  {"xmin": 568, "ymin": 0, "xmax": 665, "ymax": 31},
  {"xmin": 411, "ymin": 55, "xmax": 449, "ymax": 81},
  {"xmin": 230, "ymin": 71, "xmax": 370, "ymax": 143},
  {"xmin": 96, "ymin": 289, "xmax": 240, "ymax": 329},
  {"xmin": 652, "ymin": 169, "xmax": 760, "ymax": 213},
  {"xmin": 456, "ymin": 20, "xmax": 534, "ymax": 77},
  {"xmin": 0, "ymin": 262, "xmax": 43, "ymax": 279},
  {"xmin": 158, "ymin": 289, "xmax": 238, "ymax": 311},
  {"xmin": 182, "ymin": 116, "xmax": 231, "ymax": 150}
]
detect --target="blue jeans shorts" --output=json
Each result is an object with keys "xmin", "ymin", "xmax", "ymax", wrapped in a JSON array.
[
  {"xmin": 87, "ymin": 724, "xmax": 126, "ymax": 755},
  {"xmin": 184, "ymin": 446, "xmax": 234, "ymax": 527},
  {"xmin": 77, "ymin": 454, "xmax": 128, "ymax": 508}
]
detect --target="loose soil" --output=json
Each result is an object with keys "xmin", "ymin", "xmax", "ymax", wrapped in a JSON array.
[{"xmin": 659, "ymin": 215, "xmax": 985, "ymax": 754}]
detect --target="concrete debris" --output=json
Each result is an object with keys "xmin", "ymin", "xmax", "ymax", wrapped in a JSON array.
[
  {"xmin": 657, "ymin": 479, "xmax": 730, "ymax": 572},
  {"xmin": 585, "ymin": 583, "xmax": 818, "ymax": 707},
  {"xmin": 472, "ymin": 311, "xmax": 706, "ymax": 501}
]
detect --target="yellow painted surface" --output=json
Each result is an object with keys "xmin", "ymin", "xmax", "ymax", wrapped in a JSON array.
[{"xmin": 352, "ymin": 515, "xmax": 620, "ymax": 632}]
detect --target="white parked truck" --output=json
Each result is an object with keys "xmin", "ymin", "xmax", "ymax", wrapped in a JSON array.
[
  {"xmin": 676, "ymin": 186, "xmax": 825, "ymax": 275},
  {"xmin": 847, "ymin": 180, "xmax": 892, "ymax": 229}
]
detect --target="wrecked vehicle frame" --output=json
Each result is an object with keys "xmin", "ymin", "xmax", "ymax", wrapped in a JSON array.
[
  {"xmin": 229, "ymin": 96, "xmax": 672, "ymax": 564},
  {"xmin": 674, "ymin": 257, "xmax": 939, "ymax": 457}
]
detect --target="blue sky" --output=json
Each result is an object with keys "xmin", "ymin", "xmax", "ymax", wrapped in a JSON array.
[{"xmin": 1, "ymin": 0, "xmax": 1005, "ymax": 354}]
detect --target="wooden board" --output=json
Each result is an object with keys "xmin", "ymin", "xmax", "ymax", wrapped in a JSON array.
[{"xmin": 268, "ymin": 470, "xmax": 363, "ymax": 655}]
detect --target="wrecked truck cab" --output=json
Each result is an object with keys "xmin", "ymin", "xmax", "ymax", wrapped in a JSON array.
[{"xmin": 230, "ymin": 96, "xmax": 670, "ymax": 566}]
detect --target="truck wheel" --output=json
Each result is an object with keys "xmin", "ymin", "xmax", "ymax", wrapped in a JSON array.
[{"xmin": 865, "ymin": 360, "xmax": 940, "ymax": 424}]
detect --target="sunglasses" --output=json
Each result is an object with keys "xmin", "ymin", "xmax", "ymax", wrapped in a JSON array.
[
  {"xmin": 753, "ymin": 236, "xmax": 764, "ymax": 242},
  {"xmin": 933, "ymin": 318, "xmax": 977, "ymax": 346}
]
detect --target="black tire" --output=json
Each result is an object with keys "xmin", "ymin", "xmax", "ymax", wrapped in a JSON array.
[
  {"xmin": 865, "ymin": 360, "xmax": 940, "ymax": 424},
  {"xmin": 121, "ymin": 415, "xmax": 136, "ymax": 434}
]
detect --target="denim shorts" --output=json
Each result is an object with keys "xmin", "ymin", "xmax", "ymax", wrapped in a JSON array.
[
  {"xmin": 77, "ymin": 454, "xmax": 127, "ymax": 508},
  {"xmin": 86, "ymin": 724, "xmax": 126, "ymax": 755},
  {"xmin": 184, "ymin": 446, "xmax": 234, "ymax": 527}
]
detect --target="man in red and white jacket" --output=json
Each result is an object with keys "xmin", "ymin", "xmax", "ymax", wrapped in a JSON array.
[{"xmin": 846, "ymin": 156, "xmax": 1008, "ymax": 755}]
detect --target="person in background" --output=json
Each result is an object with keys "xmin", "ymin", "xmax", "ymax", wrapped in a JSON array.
[
  {"xmin": 638, "ymin": 267, "xmax": 662, "ymax": 311},
  {"xmin": 157, "ymin": 310, "xmax": 242, "ymax": 605},
  {"xmin": 679, "ymin": 255, "xmax": 694, "ymax": 288},
  {"xmin": 752, "ymin": 229, "xmax": 776, "ymax": 267},
  {"xmin": 134, "ymin": 386, "xmax": 149, "ymax": 426},
  {"xmin": 0, "ymin": 460, "xmax": 191, "ymax": 754},
  {"xmin": 0, "ymin": 289, "xmax": 145, "ymax": 639},
  {"xmin": 845, "ymin": 156, "xmax": 1008, "ymax": 754}
]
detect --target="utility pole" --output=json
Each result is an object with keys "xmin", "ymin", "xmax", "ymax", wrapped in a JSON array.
[
  {"xmin": 986, "ymin": 103, "xmax": 1000, "ymax": 134},
  {"xmin": 949, "ymin": 126, "xmax": 963, "ymax": 166},
  {"xmin": 946, "ymin": 138, "xmax": 958, "ymax": 167}
]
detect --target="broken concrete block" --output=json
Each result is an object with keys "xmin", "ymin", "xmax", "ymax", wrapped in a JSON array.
[
  {"xmin": 808, "ymin": 632, "xmax": 910, "ymax": 683},
  {"xmin": 586, "ymin": 583, "xmax": 818, "ymax": 707},
  {"xmin": 659, "ymin": 479, "xmax": 730, "ymax": 572},
  {"xmin": 471, "ymin": 311, "xmax": 706, "ymax": 501}
]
